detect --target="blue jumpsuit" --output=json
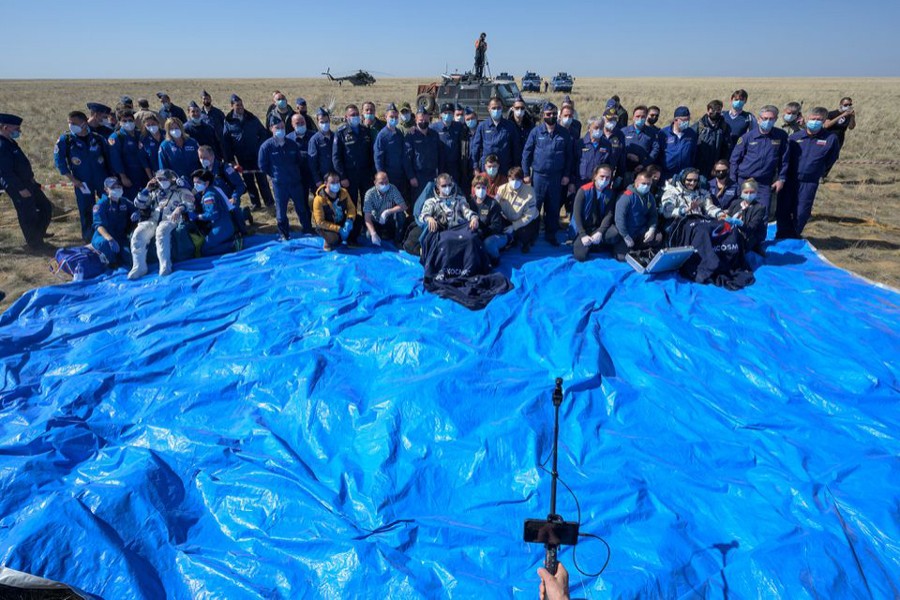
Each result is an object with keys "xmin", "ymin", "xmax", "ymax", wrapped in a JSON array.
[
  {"xmin": 139, "ymin": 132, "xmax": 163, "ymax": 176},
  {"xmin": 258, "ymin": 137, "xmax": 310, "ymax": 237},
  {"xmin": 576, "ymin": 132, "xmax": 626, "ymax": 186},
  {"xmin": 777, "ymin": 130, "xmax": 840, "ymax": 239},
  {"xmin": 91, "ymin": 194, "xmax": 134, "ymax": 266},
  {"xmin": 621, "ymin": 124, "xmax": 660, "ymax": 171},
  {"xmin": 307, "ymin": 130, "xmax": 336, "ymax": 188},
  {"xmin": 222, "ymin": 110, "xmax": 274, "ymax": 208},
  {"xmin": 54, "ymin": 131, "xmax": 111, "ymax": 241},
  {"xmin": 159, "ymin": 103, "xmax": 187, "ymax": 124},
  {"xmin": 470, "ymin": 117, "xmax": 521, "ymax": 174},
  {"xmin": 729, "ymin": 126, "xmax": 789, "ymax": 213},
  {"xmin": 657, "ymin": 126, "xmax": 698, "ymax": 181},
  {"xmin": 197, "ymin": 187, "xmax": 236, "ymax": 255},
  {"xmin": 432, "ymin": 120, "xmax": 464, "ymax": 186},
  {"xmin": 185, "ymin": 120, "xmax": 220, "ymax": 157},
  {"xmin": 374, "ymin": 127, "xmax": 411, "ymax": 198},
  {"xmin": 723, "ymin": 110, "xmax": 755, "ymax": 151},
  {"xmin": 333, "ymin": 124, "xmax": 374, "ymax": 209},
  {"xmin": 158, "ymin": 137, "xmax": 201, "ymax": 179},
  {"xmin": 522, "ymin": 124, "xmax": 573, "ymax": 242},
  {"xmin": 108, "ymin": 128, "xmax": 149, "ymax": 199},
  {"xmin": 210, "ymin": 158, "xmax": 249, "ymax": 235},
  {"xmin": 404, "ymin": 127, "xmax": 440, "ymax": 202}
]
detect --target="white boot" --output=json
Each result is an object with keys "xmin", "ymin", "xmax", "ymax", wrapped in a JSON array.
[
  {"xmin": 127, "ymin": 222, "xmax": 154, "ymax": 280},
  {"xmin": 156, "ymin": 221, "xmax": 175, "ymax": 276}
]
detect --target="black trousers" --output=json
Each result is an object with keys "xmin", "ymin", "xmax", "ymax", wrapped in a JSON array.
[
  {"xmin": 239, "ymin": 167, "xmax": 274, "ymax": 208},
  {"xmin": 5, "ymin": 182, "xmax": 52, "ymax": 247}
]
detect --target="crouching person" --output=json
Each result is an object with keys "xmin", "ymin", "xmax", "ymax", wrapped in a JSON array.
[
  {"xmin": 363, "ymin": 171, "xmax": 408, "ymax": 247},
  {"xmin": 313, "ymin": 172, "xmax": 357, "ymax": 251},
  {"xmin": 92, "ymin": 176, "xmax": 135, "ymax": 268},
  {"xmin": 572, "ymin": 164, "xmax": 617, "ymax": 262},
  {"xmin": 128, "ymin": 169, "xmax": 195, "ymax": 279},
  {"xmin": 469, "ymin": 174, "xmax": 506, "ymax": 265},
  {"xmin": 611, "ymin": 171, "xmax": 662, "ymax": 261},
  {"xmin": 495, "ymin": 167, "xmax": 539, "ymax": 253},
  {"xmin": 191, "ymin": 169, "xmax": 236, "ymax": 256},
  {"xmin": 726, "ymin": 178, "xmax": 767, "ymax": 255}
]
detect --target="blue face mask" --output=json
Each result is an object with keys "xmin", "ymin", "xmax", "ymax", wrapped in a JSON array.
[
  {"xmin": 466, "ymin": 119, "xmax": 477, "ymax": 130},
  {"xmin": 442, "ymin": 113, "xmax": 452, "ymax": 123},
  {"xmin": 377, "ymin": 184, "xmax": 389, "ymax": 194},
  {"xmin": 636, "ymin": 183, "xmax": 651, "ymax": 195},
  {"xmin": 328, "ymin": 183, "xmax": 341, "ymax": 194},
  {"xmin": 274, "ymin": 129, "xmax": 286, "ymax": 139},
  {"xmin": 634, "ymin": 118, "xmax": 646, "ymax": 128},
  {"xmin": 11, "ymin": 130, "xmax": 21, "ymax": 139},
  {"xmin": 732, "ymin": 100, "xmax": 745, "ymax": 111},
  {"xmin": 349, "ymin": 116, "xmax": 361, "ymax": 127},
  {"xmin": 490, "ymin": 109, "xmax": 502, "ymax": 120},
  {"xmin": 486, "ymin": 167, "xmax": 498, "ymax": 177},
  {"xmin": 320, "ymin": 122, "xmax": 331, "ymax": 132},
  {"xmin": 276, "ymin": 99, "xmax": 287, "ymax": 109},
  {"xmin": 759, "ymin": 119, "xmax": 775, "ymax": 132},
  {"xmin": 806, "ymin": 120, "xmax": 823, "ymax": 133},
  {"xmin": 388, "ymin": 117, "xmax": 398, "ymax": 128},
  {"xmin": 295, "ymin": 126, "xmax": 307, "ymax": 136},
  {"xmin": 591, "ymin": 129, "xmax": 602, "ymax": 140}
]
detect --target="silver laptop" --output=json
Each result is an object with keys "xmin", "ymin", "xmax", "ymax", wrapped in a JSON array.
[{"xmin": 626, "ymin": 246, "xmax": 695, "ymax": 275}]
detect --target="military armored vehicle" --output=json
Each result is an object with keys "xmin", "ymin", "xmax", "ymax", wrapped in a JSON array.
[
  {"xmin": 416, "ymin": 72, "xmax": 543, "ymax": 120},
  {"xmin": 494, "ymin": 72, "xmax": 514, "ymax": 82},
  {"xmin": 521, "ymin": 71, "xmax": 541, "ymax": 92},
  {"xmin": 550, "ymin": 72, "xmax": 574, "ymax": 93}
]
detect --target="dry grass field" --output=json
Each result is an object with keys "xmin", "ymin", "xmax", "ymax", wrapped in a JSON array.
[{"xmin": 1, "ymin": 77, "xmax": 898, "ymax": 311}]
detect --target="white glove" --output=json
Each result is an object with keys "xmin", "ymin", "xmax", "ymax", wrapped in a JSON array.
[
  {"xmin": 370, "ymin": 232, "xmax": 382, "ymax": 246},
  {"xmin": 642, "ymin": 228, "xmax": 656, "ymax": 244},
  {"xmin": 624, "ymin": 236, "xmax": 635, "ymax": 248},
  {"xmin": 590, "ymin": 230, "xmax": 603, "ymax": 245},
  {"xmin": 580, "ymin": 235, "xmax": 593, "ymax": 246},
  {"xmin": 379, "ymin": 210, "xmax": 390, "ymax": 224}
]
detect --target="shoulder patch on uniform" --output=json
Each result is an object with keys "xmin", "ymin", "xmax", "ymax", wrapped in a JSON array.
[
  {"xmin": 225, "ymin": 164, "xmax": 235, "ymax": 174},
  {"xmin": 623, "ymin": 190, "xmax": 633, "ymax": 195},
  {"xmin": 108, "ymin": 136, "xmax": 116, "ymax": 145},
  {"xmin": 736, "ymin": 137, "xmax": 743, "ymax": 145},
  {"xmin": 93, "ymin": 204, "xmax": 101, "ymax": 212}
]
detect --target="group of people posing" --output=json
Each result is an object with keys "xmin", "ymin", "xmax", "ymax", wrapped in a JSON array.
[{"xmin": 0, "ymin": 88, "xmax": 853, "ymax": 279}]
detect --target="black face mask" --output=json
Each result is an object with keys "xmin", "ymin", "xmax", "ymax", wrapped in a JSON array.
[
  {"xmin": 417, "ymin": 121, "xmax": 429, "ymax": 131},
  {"xmin": 647, "ymin": 116, "xmax": 659, "ymax": 125},
  {"xmin": 544, "ymin": 116, "xmax": 557, "ymax": 126},
  {"xmin": 715, "ymin": 172, "xmax": 728, "ymax": 180},
  {"xmin": 708, "ymin": 113, "xmax": 720, "ymax": 122}
]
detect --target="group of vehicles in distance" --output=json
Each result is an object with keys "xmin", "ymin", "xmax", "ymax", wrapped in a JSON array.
[{"xmin": 522, "ymin": 71, "xmax": 574, "ymax": 92}]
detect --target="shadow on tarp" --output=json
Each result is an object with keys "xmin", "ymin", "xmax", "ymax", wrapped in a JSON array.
[{"xmin": 0, "ymin": 227, "xmax": 898, "ymax": 599}]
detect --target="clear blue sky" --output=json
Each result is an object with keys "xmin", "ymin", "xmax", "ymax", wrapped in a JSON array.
[{"xmin": 3, "ymin": 0, "xmax": 898, "ymax": 79}]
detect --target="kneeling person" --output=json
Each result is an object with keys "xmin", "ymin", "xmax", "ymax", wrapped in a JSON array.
[
  {"xmin": 92, "ymin": 177, "xmax": 136, "ymax": 267},
  {"xmin": 611, "ymin": 172, "xmax": 662, "ymax": 261},
  {"xmin": 191, "ymin": 170, "xmax": 236, "ymax": 256},
  {"xmin": 313, "ymin": 172, "xmax": 357, "ymax": 250},
  {"xmin": 469, "ymin": 174, "xmax": 506, "ymax": 264},
  {"xmin": 572, "ymin": 164, "xmax": 617, "ymax": 262},
  {"xmin": 727, "ymin": 178, "xmax": 767, "ymax": 254},
  {"xmin": 363, "ymin": 171, "xmax": 408, "ymax": 247}
]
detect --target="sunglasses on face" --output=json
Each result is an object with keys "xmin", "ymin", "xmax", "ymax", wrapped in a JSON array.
[{"xmin": 714, "ymin": 170, "xmax": 728, "ymax": 175}]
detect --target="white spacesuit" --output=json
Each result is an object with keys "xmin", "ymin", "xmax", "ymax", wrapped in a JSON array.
[{"xmin": 127, "ymin": 171, "xmax": 196, "ymax": 279}]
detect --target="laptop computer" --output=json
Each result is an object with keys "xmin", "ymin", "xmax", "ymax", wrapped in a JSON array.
[{"xmin": 626, "ymin": 246, "xmax": 695, "ymax": 275}]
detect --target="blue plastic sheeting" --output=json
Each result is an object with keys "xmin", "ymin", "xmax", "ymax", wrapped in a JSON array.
[{"xmin": 1, "ymin": 230, "xmax": 898, "ymax": 599}]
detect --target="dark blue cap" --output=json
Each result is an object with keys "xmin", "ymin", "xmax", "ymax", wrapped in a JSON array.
[
  {"xmin": 674, "ymin": 106, "xmax": 690, "ymax": 118},
  {"xmin": 464, "ymin": 106, "xmax": 475, "ymax": 115},
  {"xmin": 542, "ymin": 102, "xmax": 558, "ymax": 112},
  {"xmin": 295, "ymin": 97, "xmax": 306, "ymax": 106},
  {"xmin": 562, "ymin": 95, "xmax": 573, "ymax": 105},
  {"xmin": 455, "ymin": 103, "xmax": 463, "ymax": 111},
  {"xmin": 440, "ymin": 102, "xmax": 454, "ymax": 113},
  {"xmin": 201, "ymin": 90, "xmax": 210, "ymax": 97},
  {"xmin": 605, "ymin": 98, "xmax": 617, "ymax": 110},
  {"xmin": 120, "ymin": 96, "xmax": 133, "ymax": 104},
  {"xmin": 188, "ymin": 101, "xmax": 199, "ymax": 109},
  {"xmin": 0, "ymin": 113, "xmax": 23, "ymax": 126},
  {"xmin": 385, "ymin": 102, "xmax": 398, "ymax": 112},
  {"xmin": 230, "ymin": 94, "xmax": 242, "ymax": 104},
  {"xmin": 268, "ymin": 114, "xmax": 284, "ymax": 127},
  {"xmin": 416, "ymin": 106, "xmax": 427, "ymax": 115},
  {"xmin": 156, "ymin": 92, "xmax": 169, "ymax": 99},
  {"xmin": 316, "ymin": 107, "xmax": 330, "ymax": 118},
  {"xmin": 514, "ymin": 95, "xmax": 524, "ymax": 104},
  {"xmin": 86, "ymin": 102, "xmax": 112, "ymax": 114}
]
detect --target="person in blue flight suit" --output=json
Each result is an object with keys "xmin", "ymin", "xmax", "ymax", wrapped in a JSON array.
[
  {"xmin": 288, "ymin": 113, "xmax": 315, "ymax": 215},
  {"xmin": 333, "ymin": 103, "xmax": 375, "ymax": 217},
  {"xmin": 307, "ymin": 107, "xmax": 337, "ymax": 190},
  {"xmin": 139, "ymin": 114, "xmax": 164, "ymax": 177},
  {"xmin": 200, "ymin": 90, "xmax": 226, "ymax": 146},
  {"xmin": 158, "ymin": 117, "xmax": 201, "ymax": 179},
  {"xmin": 258, "ymin": 115, "xmax": 310, "ymax": 239},
  {"xmin": 266, "ymin": 91, "xmax": 296, "ymax": 135},
  {"xmin": 471, "ymin": 96, "xmax": 521, "ymax": 176},
  {"xmin": 198, "ymin": 145, "xmax": 251, "ymax": 235},
  {"xmin": 657, "ymin": 106, "xmax": 698, "ymax": 182},
  {"xmin": 222, "ymin": 94, "xmax": 274, "ymax": 210},
  {"xmin": 107, "ymin": 110, "xmax": 150, "ymax": 200},
  {"xmin": 191, "ymin": 170, "xmax": 236, "ymax": 256},
  {"xmin": 522, "ymin": 102, "xmax": 573, "ymax": 246},
  {"xmin": 405, "ymin": 107, "xmax": 440, "ymax": 203},
  {"xmin": 729, "ymin": 105, "xmax": 789, "ymax": 214},
  {"xmin": 723, "ymin": 89, "xmax": 755, "ymax": 151},
  {"xmin": 184, "ymin": 102, "xmax": 220, "ymax": 157},
  {"xmin": 433, "ymin": 102, "xmax": 464, "ymax": 186},
  {"xmin": 92, "ymin": 176, "xmax": 135, "ymax": 267},
  {"xmin": 55, "ymin": 110, "xmax": 111, "ymax": 241},
  {"xmin": 86, "ymin": 102, "xmax": 115, "ymax": 138},
  {"xmin": 776, "ymin": 107, "xmax": 840, "ymax": 240},
  {"xmin": 622, "ymin": 105, "xmax": 660, "ymax": 176},
  {"xmin": 157, "ymin": 92, "xmax": 187, "ymax": 123},
  {"xmin": 374, "ymin": 104, "xmax": 411, "ymax": 201},
  {"xmin": 0, "ymin": 113, "xmax": 54, "ymax": 249},
  {"xmin": 707, "ymin": 159, "xmax": 739, "ymax": 209},
  {"xmin": 576, "ymin": 116, "xmax": 626, "ymax": 198}
]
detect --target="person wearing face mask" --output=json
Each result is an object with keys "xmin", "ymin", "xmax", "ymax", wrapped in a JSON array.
[
  {"xmin": 622, "ymin": 105, "xmax": 661, "ymax": 176},
  {"xmin": 265, "ymin": 90, "xmax": 296, "ymax": 135},
  {"xmin": 707, "ymin": 159, "xmax": 738, "ymax": 209},
  {"xmin": 0, "ymin": 113, "xmax": 54, "ymax": 249},
  {"xmin": 405, "ymin": 107, "xmax": 441, "ymax": 202},
  {"xmin": 156, "ymin": 92, "xmax": 187, "ymax": 124},
  {"xmin": 191, "ymin": 169, "xmax": 237, "ymax": 256},
  {"xmin": 692, "ymin": 100, "xmax": 732, "ymax": 179},
  {"xmin": 198, "ymin": 145, "xmax": 250, "ymax": 235},
  {"xmin": 495, "ymin": 167, "xmax": 538, "ymax": 252},
  {"xmin": 108, "ymin": 110, "xmax": 150, "ymax": 199},
  {"xmin": 729, "ymin": 105, "xmax": 789, "ymax": 214},
  {"xmin": 312, "ymin": 172, "xmax": 358, "ymax": 250},
  {"xmin": 363, "ymin": 171, "xmax": 408, "ymax": 247},
  {"xmin": 726, "ymin": 179, "xmax": 767, "ymax": 254},
  {"xmin": 611, "ymin": 172, "xmax": 662, "ymax": 261},
  {"xmin": 471, "ymin": 97, "xmax": 521, "ymax": 178},
  {"xmin": 362, "ymin": 101, "xmax": 385, "ymax": 141},
  {"xmin": 571, "ymin": 164, "xmax": 617, "ymax": 262},
  {"xmin": 333, "ymin": 104, "xmax": 375, "ymax": 219},
  {"xmin": 294, "ymin": 98, "xmax": 318, "ymax": 133},
  {"xmin": 657, "ymin": 106, "xmax": 698, "ymax": 182},
  {"xmin": 139, "ymin": 115, "xmax": 164, "ymax": 182},
  {"xmin": 374, "ymin": 103, "xmax": 412, "ymax": 201},
  {"xmin": 468, "ymin": 174, "xmax": 506, "ymax": 264},
  {"xmin": 507, "ymin": 95, "xmax": 535, "ymax": 155},
  {"xmin": 575, "ymin": 116, "xmax": 625, "ymax": 216},
  {"xmin": 55, "ymin": 110, "xmax": 112, "ymax": 241},
  {"xmin": 288, "ymin": 113, "xmax": 315, "ymax": 211},
  {"xmin": 561, "ymin": 97, "xmax": 583, "ymax": 138},
  {"xmin": 522, "ymin": 102, "xmax": 573, "ymax": 246},
  {"xmin": 184, "ymin": 102, "xmax": 220, "ymax": 157},
  {"xmin": 434, "ymin": 102, "xmax": 465, "ymax": 186},
  {"xmin": 158, "ymin": 117, "xmax": 201, "ymax": 179},
  {"xmin": 222, "ymin": 94, "xmax": 275, "ymax": 211},
  {"xmin": 723, "ymin": 89, "xmax": 755, "ymax": 151},
  {"xmin": 397, "ymin": 102, "xmax": 416, "ymax": 135},
  {"xmin": 308, "ymin": 107, "xmax": 337, "ymax": 192},
  {"xmin": 91, "ymin": 177, "xmax": 135, "ymax": 267},
  {"xmin": 480, "ymin": 154, "xmax": 508, "ymax": 198},
  {"xmin": 258, "ymin": 116, "xmax": 310, "ymax": 240},
  {"xmin": 776, "ymin": 107, "xmax": 840, "ymax": 239},
  {"xmin": 133, "ymin": 98, "xmax": 160, "ymax": 133},
  {"xmin": 660, "ymin": 167, "xmax": 724, "ymax": 228},
  {"xmin": 128, "ymin": 169, "xmax": 196, "ymax": 279},
  {"xmin": 781, "ymin": 102, "xmax": 804, "ymax": 135},
  {"xmin": 646, "ymin": 106, "xmax": 661, "ymax": 134},
  {"xmin": 824, "ymin": 96, "xmax": 856, "ymax": 152},
  {"xmin": 199, "ymin": 91, "xmax": 226, "ymax": 143},
  {"xmin": 86, "ymin": 102, "xmax": 115, "ymax": 138},
  {"xmin": 460, "ymin": 107, "xmax": 479, "ymax": 193},
  {"xmin": 420, "ymin": 173, "xmax": 479, "ymax": 233}
]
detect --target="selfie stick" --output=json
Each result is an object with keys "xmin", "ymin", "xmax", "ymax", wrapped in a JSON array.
[{"xmin": 545, "ymin": 377, "xmax": 564, "ymax": 575}]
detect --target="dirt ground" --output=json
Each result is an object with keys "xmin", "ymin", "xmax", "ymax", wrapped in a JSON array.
[{"xmin": 1, "ymin": 77, "xmax": 898, "ymax": 311}]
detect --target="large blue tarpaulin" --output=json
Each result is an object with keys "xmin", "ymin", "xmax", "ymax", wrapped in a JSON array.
[{"xmin": 1, "ymin": 231, "xmax": 898, "ymax": 599}]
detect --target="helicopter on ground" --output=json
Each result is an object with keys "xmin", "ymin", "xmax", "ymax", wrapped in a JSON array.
[{"xmin": 322, "ymin": 68, "xmax": 376, "ymax": 86}]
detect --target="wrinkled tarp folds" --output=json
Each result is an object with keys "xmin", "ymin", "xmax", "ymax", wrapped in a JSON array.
[{"xmin": 1, "ymin": 230, "xmax": 898, "ymax": 599}]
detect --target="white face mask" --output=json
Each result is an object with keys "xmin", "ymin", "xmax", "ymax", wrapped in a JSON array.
[
  {"xmin": 146, "ymin": 125, "xmax": 159, "ymax": 135},
  {"xmin": 122, "ymin": 121, "xmax": 136, "ymax": 132},
  {"xmin": 511, "ymin": 179, "xmax": 523, "ymax": 191},
  {"xmin": 513, "ymin": 108, "xmax": 524, "ymax": 118},
  {"xmin": 169, "ymin": 129, "xmax": 182, "ymax": 139},
  {"xmin": 194, "ymin": 182, "xmax": 208, "ymax": 193},
  {"xmin": 440, "ymin": 185, "xmax": 453, "ymax": 197},
  {"xmin": 475, "ymin": 187, "xmax": 487, "ymax": 199},
  {"xmin": 109, "ymin": 188, "xmax": 123, "ymax": 199},
  {"xmin": 158, "ymin": 180, "xmax": 172, "ymax": 190},
  {"xmin": 200, "ymin": 158, "xmax": 212, "ymax": 168}
]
